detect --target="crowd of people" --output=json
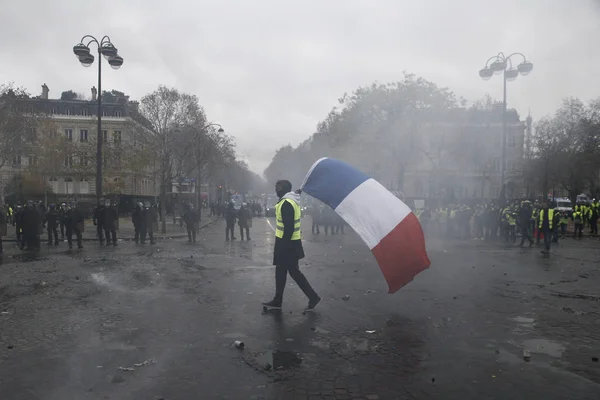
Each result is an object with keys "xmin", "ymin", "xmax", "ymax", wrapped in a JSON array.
[
  {"xmin": 415, "ymin": 198, "xmax": 600, "ymax": 253},
  {"xmin": 0, "ymin": 201, "xmax": 85, "ymax": 252}
]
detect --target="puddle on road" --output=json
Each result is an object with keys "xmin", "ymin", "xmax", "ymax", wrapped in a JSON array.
[
  {"xmin": 256, "ymin": 350, "xmax": 302, "ymax": 370},
  {"xmin": 523, "ymin": 339, "xmax": 565, "ymax": 358},
  {"xmin": 511, "ymin": 316, "xmax": 536, "ymax": 333}
]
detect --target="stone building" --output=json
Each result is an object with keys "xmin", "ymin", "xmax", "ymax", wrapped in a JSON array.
[{"xmin": 1, "ymin": 84, "xmax": 158, "ymax": 204}]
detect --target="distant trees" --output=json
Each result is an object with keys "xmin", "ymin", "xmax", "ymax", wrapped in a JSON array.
[
  {"xmin": 527, "ymin": 97, "xmax": 600, "ymax": 200},
  {"xmin": 60, "ymin": 90, "xmax": 78, "ymax": 101},
  {"xmin": 264, "ymin": 73, "xmax": 460, "ymax": 191}
]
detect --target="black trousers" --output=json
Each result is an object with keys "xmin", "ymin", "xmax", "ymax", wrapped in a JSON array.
[
  {"xmin": 66, "ymin": 227, "xmax": 83, "ymax": 248},
  {"xmin": 96, "ymin": 224, "xmax": 105, "ymax": 242},
  {"xmin": 141, "ymin": 230, "xmax": 154, "ymax": 244},
  {"xmin": 519, "ymin": 223, "xmax": 532, "ymax": 245},
  {"xmin": 187, "ymin": 225, "xmax": 196, "ymax": 242},
  {"xmin": 274, "ymin": 259, "xmax": 318, "ymax": 304},
  {"xmin": 104, "ymin": 229, "xmax": 117, "ymax": 245},
  {"xmin": 60, "ymin": 223, "xmax": 65, "ymax": 238},
  {"xmin": 239, "ymin": 224, "xmax": 250, "ymax": 240},
  {"xmin": 590, "ymin": 219, "xmax": 598, "ymax": 235},
  {"xmin": 574, "ymin": 223, "xmax": 583, "ymax": 238},
  {"xmin": 226, "ymin": 223, "xmax": 235, "ymax": 240},
  {"xmin": 47, "ymin": 225, "xmax": 59, "ymax": 244}
]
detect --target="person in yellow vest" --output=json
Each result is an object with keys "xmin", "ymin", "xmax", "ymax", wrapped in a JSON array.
[
  {"xmin": 539, "ymin": 200, "xmax": 555, "ymax": 254},
  {"xmin": 572, "ymin": 207, "xmax": 584, "ymax": 239},
  {"xmin": 263, "ymin": 180, "xmax": 321, "ymax": 312}
]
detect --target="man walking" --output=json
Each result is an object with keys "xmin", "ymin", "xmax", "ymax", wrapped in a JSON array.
[
  {"xmin": 237, "ymin": 202, "xmax": 252, "ymax": 241},
  {"xmin": 183, "ymin": 204, "xmax": 199, "ymax": 243},
  {"xmin": 225, "ymin": 202, "xmax": 237, "ymax": 241},
  {"xmin": 262, "ymin": 180, "xmax": 321, "ymax": 311},
  {"xmin": 518, "ymin": 200, "xmax": 534, "ymax": 247},
  {"xmin": 539, "ymin": 200, "xmax": 555, "ymax": 255}
]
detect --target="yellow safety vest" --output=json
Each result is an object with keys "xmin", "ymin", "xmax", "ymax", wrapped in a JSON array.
[
  {"xmin": 275, "ymin": 198, "xmax": 302, "ymax": 240},
  {"xmin": 538, "ymin": 209, "xmax": 554, "ymax": 229}
]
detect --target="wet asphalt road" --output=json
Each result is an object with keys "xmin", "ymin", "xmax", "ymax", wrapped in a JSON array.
[{"xmin": 0, "ymin": 218, "xmax": 599, "ymax": 399}]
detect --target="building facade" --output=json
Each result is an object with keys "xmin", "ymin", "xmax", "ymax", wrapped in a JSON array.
[{"xmin": 1, "ymin": 85, "xmax": 158, "ymax": 203}]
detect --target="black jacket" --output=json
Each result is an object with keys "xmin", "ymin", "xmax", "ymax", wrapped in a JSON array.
[
  {"xmin": 273, "ymin": 194, "xmax": 304, "ymax": 265},
  {"xmin": 45, "ymin": 209, "xmax": 60, "ymax": 228}
]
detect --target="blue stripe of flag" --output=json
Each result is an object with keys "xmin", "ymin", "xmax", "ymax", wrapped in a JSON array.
[{"xmin": 301, "ymin": 158, "xmax": 370, "ymax": 209}]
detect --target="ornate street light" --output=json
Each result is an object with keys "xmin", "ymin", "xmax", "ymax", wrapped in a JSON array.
[
  {"xmin": 479, "ymin": 52, "xmax": 533, "ymax": 201},
  {"xmin": 72, "ymin": 35, "xmax": 124, "ymax": 205}
]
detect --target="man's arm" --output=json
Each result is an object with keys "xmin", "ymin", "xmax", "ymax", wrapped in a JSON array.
[{"xmin": 281, "ymin": 201, "xmax": 295, "ymax": 240}]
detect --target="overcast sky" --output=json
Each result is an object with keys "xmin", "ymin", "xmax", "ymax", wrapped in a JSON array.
[{"xmin": 1, "ymin": 0, "xmax": 599, "ymax": 175}]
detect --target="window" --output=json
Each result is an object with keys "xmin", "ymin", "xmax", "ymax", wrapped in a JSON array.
[
  {"xmin": 64, "ymin": 155, "xmax": 73, "ymax": 167},
  {"xmin": 114, "ymin": 130, "xmax": 122, "ymax": 144},
  {"xmin": 50, "ymin": 108, "xmax": 56, "ymax": 115},
  {"xmin": 114, "ymin": 110, "xmax": 122, "ymax": 117},
  {"xmin": 80, "ymin": 129, "xmax": 88, "ymax": 142},
  {"xmin": 81, "ymin": 108, "xmax": 89, "ymax": 116},
  {"xmin": 79, "ymin": 178, "xmax": 89, "ymax": 194},
  {"xmin": 49, "ymin": 177, "xmax": 59, "ymax": 193},
  {"xmin": 102, "ymin": 130, "xmax": 108, "ymax": 143},
  {"xmin": 12, "ymin": 154, "xmax": 21, "ymax": 165},
  {"xmin": 102, "ymin": 109, "xmax": 108, "ymax": 117},
  {"xmin": 65, "ymin": 178, "xmax": 73, "ymax": 194},
  {"xmin": 65, "ymin": 128, "xmax": 73, "ymax": 141},
  {"xmin": 66, "ymin": 108, "xmax": 72, "ymax": 116}
]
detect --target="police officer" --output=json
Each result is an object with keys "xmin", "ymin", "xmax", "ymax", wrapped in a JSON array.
[
  {"xmin": 518, "ymin": 201, "xmax": 534, "ymax": 247},
  {"xmin": 59, "ymin": 203, "xmax": 67, "ymax": 239},
  {"xmin": 65, "ymin": 204, "xmax": 84, "ymax": 249},
  {"xmin": 237, "ymin": 203, "xmax": 252, "ymax": 241},
  {"xmin": 14, "ymin": 204, "xmax": 23, "ymax": 242},
  {"xmin": 262, "ymin": 180, "xmax": 321, "ymax": 311},
  {"xmin": 103, "ymin": 200, "xmax": 118, "ymax": 246},
  {"xmin": 21, "ymin": 201, "xmax": 41, "ymax": 250},
  {"xmin": 142, "ymin": 202, "xmax": 157, "ymax": 245},
  {"xmin": 183, "ymin": 203, "xmax": 199, "ymax": 242},
  {"xmin": 93, "ymin": 199, "xmax": 106, "ymax": 244},
  {"xmin": 44, "ymin": 204, "xmax": 60, "ymax": 245}
]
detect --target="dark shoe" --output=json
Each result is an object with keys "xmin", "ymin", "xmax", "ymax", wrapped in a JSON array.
[
  {"xmin": 47, "ymin": 242, "xmax": 53, "ymax": 246},
  {"xmin": 529, "ymin": 240, "xmax": 534, "ymax": 247},
  {"xmin": 247, "ymin": 237, "xmax": 251, "ymax": 241},
  {"xmin": 305, "ymin": 296, "xmax": 322, "ymax": 312},
  {"xmin": 262, "ymin": 300, "xmax": 282, "ymax": 309},
  {"xmin": 78, "ymin": 245, "xmax": 84, "ymax": 249},
  {"xmin": 68, "ymin": 245, "xmax": 73, "ymax": 249},
  {"xmin": 231, "ymin": 237, "xmax": 237, "ymax": 240}
]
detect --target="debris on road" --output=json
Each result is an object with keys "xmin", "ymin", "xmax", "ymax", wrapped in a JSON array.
[
  {"xmin": 264, "ymin": 363, "xmax": 272, "ymax": 371},
  {"xmin": 592, "ymin": 357, "xmax": 598, "ymax": 362},
  {"xmin": 342, "ymin": 295, "xmax": 350, "ymax": 301},
  {"xmin": 523, "ymin": 349, "xmax": 531, "ymax": 362},
  {"xmin": 134, "ymin": 359, "xmax": 156, "ymax": 367},
  {"xmin": 118, "ymin": 367, "xmax": 136, "ymax": 372},
  {"xmin": 1, "ymin": 311, "xmax": 9, "ymax": 315},
  {"xmin": 310, "ymin": 327, "xmax": 316, "ymax": 331},
  {"xmin": 234, "ymin": 341, "xmax": 245, "ymax": 349},
  {"xmin": 366, "ymin": 289, "xmax": 374, "ymax": 294},
  {"xmin": 366, "ymin": 330, "xmax": 376, "ymax": 334},
  {"xmin": 7, "ymin": 345, "xmax": 14, "ymax": 349}
]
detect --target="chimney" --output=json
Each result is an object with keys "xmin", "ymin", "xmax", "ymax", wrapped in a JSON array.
[
  {"xmin": 91, "ymin": 86, "xmax": 97, "ymax": 101},
  {"xmin": 41, "ymin": 83, "xmax": 49, "ymax": 99}
]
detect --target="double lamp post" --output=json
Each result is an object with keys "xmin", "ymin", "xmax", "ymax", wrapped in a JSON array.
[
  {"xmin": 72, "ymin": 35, "xmax": 123, "ymax": 206},
  {"xmin": 479, "ymin": 52, "xmax": 532, "ymax": 201}
]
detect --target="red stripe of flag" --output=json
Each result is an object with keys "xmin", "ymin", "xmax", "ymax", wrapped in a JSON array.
[{"xmin": 370, "ymin": 213, "xmax": 430, "ymax": 293}]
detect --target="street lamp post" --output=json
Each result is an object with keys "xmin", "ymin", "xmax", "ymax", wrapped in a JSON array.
[
  {"xmin": 479, "ymin": 52, "xmax": 532, "ymax": 201},
  {"xmin": 73, "ymin": 36, "xmax": 123, "ymax": 205}
]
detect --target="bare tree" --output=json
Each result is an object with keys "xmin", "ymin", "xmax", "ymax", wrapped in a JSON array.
[{"xmin": 138, "ymin": 86, "xmax": 208, "ymax": 233}]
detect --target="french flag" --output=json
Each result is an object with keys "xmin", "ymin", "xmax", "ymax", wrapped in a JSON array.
[{"xmin": 301, "ymin": 158, "xmax": 430, "ymax": 293}]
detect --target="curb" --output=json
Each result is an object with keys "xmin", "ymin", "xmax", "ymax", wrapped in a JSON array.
[{"xmin": 1, "ymin": 218, "xmax": 221, "ymax": 243}]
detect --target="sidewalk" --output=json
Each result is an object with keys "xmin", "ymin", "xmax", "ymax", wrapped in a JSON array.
[{"xmin": 3, "ymin": 215, "xmax": 220, "ymax": 242}]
